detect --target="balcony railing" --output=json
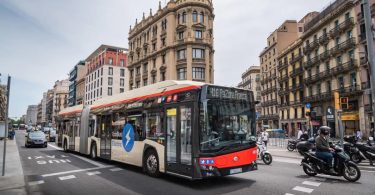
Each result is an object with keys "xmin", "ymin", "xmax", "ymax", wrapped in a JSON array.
[
  {"xmin": 278, "ymin": 75, "xmax": 289, "ymax": 82},
  {"xmin": 290, "ymin": 83, "xmax": 304, "ymax": 92},
  {"xmin": 338, "ymin": 85, "xmax": 363, "ymax": 97},
  {"xmin": 329, "ymin": 18, "xmax": 354, "ymax": 38},
  {"xmin": 360, "ymin": 56, "xmax": 368, "ymax": 67},
  {"xmin": 289, "ymin": 67, "xmax": 303, "ymax": 77},
  {"xmin": 303, "ymin": 40, "xmax": 319, "ymax": 54},
  {"xmin": 305, "ymin": 91, "xmax": 333, "ymax": 103},
  {"xmin": 279, "ymin": 87, "xmax": 290, "ymax": 96},
  {"xmin": 304, "ymin": 55, "xmax": 320, "ymax": 69},
  {"xmin": 331, "ymin": 60, "xmax": 358, "ymax": 76},
  {"xmin": 359, "ymin": 34, "xmax": 366, "ymax": 43},
  {"xmin": 278, "ymin": 61, "xmax": 288, "ymax": 70},
  {"xmin": 365, "ymin": 105, "xmax": 373, "ymax": 113},
  {"xmin": 362, "ymin": 82, "xmax": 371, "ymax": 90},
  {"xmin": 289, "ymin": 54, "xmax": 303, "ymax": 65},
  {"xmin": 290, "ymin": 100, "xmax": 303, "ymax": 106},
  {"xmin": 330, "ymin": 38, "xmax": 356, "ymax": 56},
  {"xmin": 319, "ymin": 50, "xmax": 330, "ymax": 62},
  {"xmin": 305, "ymin": 69, "xmax": 331, "ymax": 85},
  {"xmin": 261, "ymin": 99, "xmax": 278, "ymax": 107}
]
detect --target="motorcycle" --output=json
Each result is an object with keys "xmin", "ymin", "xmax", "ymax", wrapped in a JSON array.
[
  {"xmin": 287, "ymin": 139, "xmax": 299, "ymax": 152},
  {"xmin": 297, "ymin": 139, "xmax": 361, "ymax": 182},
  {"xmin": 257, "ymin": 141, "xmax": 272, "ymax": 165},
  {"xmin": 344, "ymin": 136, "xmax": 375, "ymax": 165}
]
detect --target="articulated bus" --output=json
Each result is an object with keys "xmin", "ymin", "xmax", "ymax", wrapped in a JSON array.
[{"xmin": 57, "ymin": 80, "xmax": 258, "ymax": 179}]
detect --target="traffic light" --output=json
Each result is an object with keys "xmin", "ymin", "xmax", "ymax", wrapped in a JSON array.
[{"xmin": 340, "ymin": 97, "xmax": 349, "ymax": 110}]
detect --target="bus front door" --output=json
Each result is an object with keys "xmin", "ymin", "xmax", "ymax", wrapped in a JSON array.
[
  {"xmin": 166, "ymin": 104, "xmax": 193, "ymax": 177},
  {"xmin": 99, "ymin": 115, "xmax": 111, "ymax": 160}
]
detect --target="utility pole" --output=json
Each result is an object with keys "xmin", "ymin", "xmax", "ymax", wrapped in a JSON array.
[
  {"xmin": 363, "ymin": 0, "xmax": 375, "ymax": 135},
  {"xmin": 2, "ymin": 76, "xmax": 11, "ymax": 176}
]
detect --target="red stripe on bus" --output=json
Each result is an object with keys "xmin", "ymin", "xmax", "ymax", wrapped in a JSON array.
[
  {"xmin": 91, "ymin": 85, "xmax": 201, "ymax": 110},
  {"xmin": 200, "ymin": 148, "xmax": 257, "ymax": 169}
]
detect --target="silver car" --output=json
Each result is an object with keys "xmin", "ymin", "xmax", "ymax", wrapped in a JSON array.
[{"xmin": 25, "ymin": 131, "xmax": 48, "ymax": 148}]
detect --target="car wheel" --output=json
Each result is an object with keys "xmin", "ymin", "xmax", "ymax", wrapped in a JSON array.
[
  {"xmin": 44, "ymin": 143, "xmax": 47, "ymax": 148},
  {"xmin": 144, "ymin": 149, "xmax": 160, "ymax": 177}
]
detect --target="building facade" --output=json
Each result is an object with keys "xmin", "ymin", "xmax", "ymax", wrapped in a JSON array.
[
  {"xmin": 84, "ymin": 45, "xmax": 128, "ymax": 105},
  {"xmin": 41, "ymin": 92, "xmax": 47, "ymax": 125},
  {"xmin": 46, "ymin": 89, "xmax": 54, "ymax": 125},
  {"xmin": 37, "ymin": 102, "xmax": 42, "ymax": 125},
  {"xmin": 68, "ymin": 61, "xmax": 86, "ymax": 107},
  {"xmin": 26, "ymin": 105, "xmax": 38, "ymax": 126},
  {"xmin": 52, "ymin": 80, "xmax": 69, "ymax": 124},
  {"xmin": 127, "ymin": 0, "xmax": 214, "ymax": 90},
  {"xmin": 259, "ymin": 20, "xmax": 305, "ymax": 130}
]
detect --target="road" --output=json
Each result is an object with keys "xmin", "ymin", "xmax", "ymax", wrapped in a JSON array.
[{"xmin": 15, "ymin": 131, "xmax": 375, "ymax": 195}]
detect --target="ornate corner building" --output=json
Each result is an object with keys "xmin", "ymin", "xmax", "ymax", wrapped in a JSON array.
[{"xmin": 127, "ymin": 0, "xmax": 214, "ymax": 90}]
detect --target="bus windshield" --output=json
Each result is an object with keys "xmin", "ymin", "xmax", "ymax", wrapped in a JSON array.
[{"xmin": 200, "ymin": 99, "xmax": 255, "ymax": 153}]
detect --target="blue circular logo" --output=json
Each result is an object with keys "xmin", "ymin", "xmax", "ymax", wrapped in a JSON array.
[{"xmin": 122, "ymin": 123, "xmax": 135, "ymax": 152}]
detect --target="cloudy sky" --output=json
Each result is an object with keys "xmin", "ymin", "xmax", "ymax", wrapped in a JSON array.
[{"xmin": 0, "ymin": 0, "xmax": 332, "ymax": 117}]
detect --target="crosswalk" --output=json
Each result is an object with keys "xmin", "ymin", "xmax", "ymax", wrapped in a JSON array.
[
  {"xmin": 28, "ymin": 167, "xmax": 123, "ymax": 186},
  {"xmin": 286, "ymin": 180, "xmax": 322, "ymax": 195}
]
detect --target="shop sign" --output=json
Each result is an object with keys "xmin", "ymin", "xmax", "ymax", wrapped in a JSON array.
[{"xmin": 326, "ymin": 106, "xmax": 335, "ymax": 121}]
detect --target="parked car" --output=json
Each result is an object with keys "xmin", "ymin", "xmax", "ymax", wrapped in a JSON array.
[
  {"xmin": 43, "ymin": 127, "xmax": 56, "ymax": 142},
  {"xmin": 25, "ymin": 131, "xmax": 47, "ymax": 148}
]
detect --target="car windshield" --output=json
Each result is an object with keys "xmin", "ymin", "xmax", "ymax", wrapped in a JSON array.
[
  {"xmin": 29, "ymin": 132, "xmax": 45, "ymax": 139},
  {"xmin": 200, "ymin": 99, "xmax": 255, "ymax": 153}
]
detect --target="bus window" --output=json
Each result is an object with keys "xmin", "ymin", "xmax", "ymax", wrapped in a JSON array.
[
  {"xmin": 180, "ymin": 106, "xmax": 192, "ymax": 165},
  {"xmin": 127, "ymin": 114, "xmax": 144, "ymax": 141},
  {"xmin": 146, "ymin": 112, "xmax": 164, "ymax": 143},
  {"xmin": 167, "ymin": 108, "xmax": 177, "ymax": 163},
  {"xmin": 112, "ymin": 113, "xmax": 125, "ymax": 140}
]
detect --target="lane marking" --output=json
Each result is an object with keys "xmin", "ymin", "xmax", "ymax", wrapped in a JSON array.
[
  {"xmin": 42, "ymin": 166, "xmax": 113, "ymax": 177},
  {"xmin": 302, "ymin": 181, "xmax": 321, "ymax": 187},
  {"xmin": 59, "ymin": 175, "xmax": 76, "ymax": 181},
  {"xmin": 292, "ymin": 186, "xmax": 314, "ymax": 193},
  {"xmin": 48, "ymin": 143, "xmax": 105, "ymax": 167},
  {"xmin": 28, "ymin": 180, "xmax": 44, "ymax": 186},
  {"xmin": 285, "ymin": 193, "xmax": 295, "ymax": 195},
  {"xmin": 110, "ymin": 168, "xmax": 123, "ymax": 172},
  {"xmin": 362, "ymin": 170, "xmax": 375, "ymax": 173},
  {"xmin": 358, "ymin": 166, "xmax": 375, "ymax": 169},
  {"xmin": 87, "ymin": 171, "xmax": 101, "ymax": 176}
]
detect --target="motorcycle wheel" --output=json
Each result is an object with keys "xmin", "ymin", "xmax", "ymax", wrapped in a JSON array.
[
  {"xmin": 303, "ymin": 165, "xmax": 317, "ymax": 176},
  {"xmin": 287, "ymin": 145, "xmax": 294, "ymax": 152},
  {"xmin": 350, "ymin": 154, "xmax": 362, "ymax": 164},
  {"xmin": 262, "ymin": 153, "xmax": 273, "ymax": 165},
  {"xmin": 343, "ymin": 162, "xmax": 361, "ymax": 182}
]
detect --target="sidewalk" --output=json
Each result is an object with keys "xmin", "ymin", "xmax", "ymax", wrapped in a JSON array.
[
  {"xmin": 267, "ymin": 145, "xmax": 303, "ymax": 159},
  {"xmin": 0, "ymin": 131, "xmax": 27, "ymax": 194}
]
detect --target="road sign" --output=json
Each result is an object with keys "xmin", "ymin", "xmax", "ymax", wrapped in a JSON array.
[
  {"xmin": 326, "ymin": 106, "xmax": 335, "ymax": 121},
  {"xmin": 306, "ymin": 103, "xmax": 311, "ymax": 109}
]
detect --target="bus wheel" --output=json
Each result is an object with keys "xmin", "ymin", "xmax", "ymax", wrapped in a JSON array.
[
  {"xmin": 63, "ymin": 139, "xmax": 68, "ymax": 152},
  {"xmin": 144, "ymin": 150, "xmax": 160, "ymax": 177},
  {"xmin": 90, "ymin": 143, "xmax": 97, "ymax": 159}
]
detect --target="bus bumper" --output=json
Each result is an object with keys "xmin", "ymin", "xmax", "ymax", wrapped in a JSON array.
[{"xmin": 199, "ymin": 161, "xmax": 258, "ymax": 178}]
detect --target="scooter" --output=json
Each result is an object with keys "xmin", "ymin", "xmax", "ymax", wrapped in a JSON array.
[
  {"xmin": 344, "ymin": 136, "xmax": 375, "ymax": 165},
  {"xmin": 257, "ymin": 141, "xmax": 272, "ymax": 165}
]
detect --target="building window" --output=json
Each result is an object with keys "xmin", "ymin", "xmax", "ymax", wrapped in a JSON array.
[
  {"xmin": 100, "ymin": 88, "xmax": 102, "ymax": 96},
  {"xmin": 120, "ymin": 88, "xmax": 124, "ymax": 93},
  {"xmin": 195, "ymin": 30, "xmax": 202, "ymax": 39},
  {"xmin": 161, "ymin": 19, "xmax": 167, "ymax": 30},
  {"xmin": 143, "ymin": 79, "xmax": 148, "ymax": 86},
  {"xmin": 101, "ymin": 78, "xmax": 103, "ymax": 85},
  {"xmin": 178, "ymin": 31, "xmax": 184, "ymax": 40},
  {"xmin": 120, "ymin": 69, "xmax": 125, "ymax": 77},
  {"xmin": 182, "ymin": 12, "xmax": 187, "ymax": 23},
  {"xmin": 108, "ymin": 87, "xmax": 112, "ymax": 96},
  {"xmin": 177, "ymin": 68, "xmax": 187, "ymax": 80},
  {"xmin": 192, "ymin": 48, "xmax": 205, "ymax": 59},
  {"xmin": 120, "ymin": 59, "xmax": 125, "ymax": 66},
  {"xmin": 143, "ymin": 63, "xmax": 148, "ymax": 73},
  {"xmin": 200, "ymin": 12, "xmax": 204, "ymax": 23},
  {"xmin": 192, "ymin": 67, "xmax": 205, "ymax": 80},
  {"xmin": 162, "ymin": 54, "xmax": 166, "ymax": 64},
  {"xmin": 192, "ymin": 11, "xmax": 198, "ymax": 23},
  {"xmin": 152, "ymin": 75, "xmax": 156, "ymax": 84},
  {"xmin": 338, "ymin": 76, "xmax": 344, "ymax": 90},
  {"xmin": 120, "ymin": 78, "xmax": 124, "ymax": 87},
  {"xmin": 152, "ymin": 59, "xmax": 156, "ymax": 68},
  {"xmin": 130, "ymin": 70, "xmax": 134, "ymax": 78},
  {"xmin": 109, "ymin": 58, "xmax": 113, "ymax": 65},
  {"xmin": 136, "ymin": 81, "xmax": 140, "ymax": 88},
  {"xmin": 108, "ymin": 67, "xmax": 113, "ymax": 75},
  {"xmin": 108, "ymin": 77, "xmax": 113, "ymax": 86},
  {"xmin": 161, "ymin": 38, "xmax": 166, "ymax": 46},
  {"xmin": 101, "ymin": 68, "xmax": 103, "ymax": 76},
  {"xmin": 350, "ymin": 72, "xmax": 357, "ymax": 87},
  {"xmin": 136, "ymin": 67, "xmax": 141, "ymax": 75},
  {"xmin": 177, "ymin": 49, "xmax": 186, "ymax": 60},
  {"xmin": 161, "ymin": 72, "xmax": 166, "ymax": 81},
  {"xmin": 152, "ymin": 43, "xmax": 156, "ymax": 51}
]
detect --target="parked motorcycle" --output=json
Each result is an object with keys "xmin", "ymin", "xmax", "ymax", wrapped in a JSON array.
[
  {"xmin": 257, "ymin": 141, "xmax": 272, "ymax": 165},
  {"xmin": 344, "ymin": 136, "xmax": 375, "ymax": 165},
  {"xmin": 287, "ymin": 139, "xmax": 299, "ymax": 151},
  {"xmin": 297, "ymin": 139, "xmax": 361, "ymax": 182}
]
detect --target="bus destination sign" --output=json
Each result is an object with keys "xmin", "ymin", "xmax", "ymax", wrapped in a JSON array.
[{"xmin": 207, "ymin": 86, "xmax": 249, "ymax": 101}]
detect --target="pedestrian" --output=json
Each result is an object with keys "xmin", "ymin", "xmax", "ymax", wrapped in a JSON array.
[
  {"xmin": 297, "ymin": 129, "xmax": 303, "ymax": 140},
  {"xmin": 300, "ymin": 130, "xmax": 309, "ymax": 141},
  {"xmin": 261, "ymin": 130, "xmax": 269, "ymax": 147},
  {"xmin": 356, "ymin": 129, "xmax": 363, "ymax": 141}
]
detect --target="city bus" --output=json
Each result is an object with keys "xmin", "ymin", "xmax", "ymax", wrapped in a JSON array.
[{"xmin": 57, "ymin": 80, "xmax": 258, "ymax": 179}]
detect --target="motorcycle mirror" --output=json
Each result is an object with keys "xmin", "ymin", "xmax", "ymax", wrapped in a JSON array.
[{"xmin": 369, "ymin": 137, "xmax": 374, "ymax": 141}]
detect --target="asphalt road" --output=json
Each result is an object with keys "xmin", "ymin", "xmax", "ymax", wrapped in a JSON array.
[{"xmin": 15, "ymin": 131, "xmax": 375, "ymax": 195}]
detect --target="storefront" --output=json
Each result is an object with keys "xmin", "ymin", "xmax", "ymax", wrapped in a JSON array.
[{"xmin": 341, "ymin": 113, "xmax": 360, "ymax": 136}]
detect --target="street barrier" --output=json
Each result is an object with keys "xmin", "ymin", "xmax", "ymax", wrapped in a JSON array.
[{"xmin": 266, "ymin": 129, "xmax": 287, "ymax": 147}]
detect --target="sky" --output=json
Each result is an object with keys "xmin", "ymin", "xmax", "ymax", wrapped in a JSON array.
[{"xmin": 0, "ymin": 0, "xmax": 332, "ymax": 118}]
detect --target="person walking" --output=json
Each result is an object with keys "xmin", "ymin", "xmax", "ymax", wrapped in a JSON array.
[
  {"xmin": 261, "ymin": 130, "xmax": 269, "ymax": 147},
  {"xmin": 297, "ymin": 129, "xmax": 303, "ymax": 140},
  {"xmin": 356, "ymin": 129, "xmax": 363, "ymax": 141}
]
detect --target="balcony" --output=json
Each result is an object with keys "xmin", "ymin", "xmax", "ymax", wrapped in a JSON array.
[
  {"xmin": 357, "ymin": 12, "xmax": 364, "ymax": 23},
  {"xmin": 319, "ymin": 50, "xmax": 330, "ymax": 62},
  {"xmin": 279, "ymin": 87, "xmax": 290, "ymax": 96},
  {"xmin": 278, "ymin": 61, "xmax": 288, "ymax": 70},
  {"xmin": 362, "ymin": 82, "xmax": 371, "ymax": 90},
  {"xmin": 303, "ymin": 40, "xmax": 319, "ymax": 54},
  {"xmin": 329, "ymin": 18, "xmax": 354, "ymax": 38},
  {"xmin": 338, "ymin": 85, "xmax": 363, "ymax": 97},
  {"xmin": 289, "ymin": 67, "xmax": 303, "ymax": 78},
  {"xmin": 278, "ymin": 75, "xmax": 289, "ymax": 83},
  {"xmin": 330, "ymin": 38, "xmax": 356, "ymax": 56},
  {"xmin": 260, "ymin": 78, "xmax": 266, "ymax": 85},
  {"xmin": 318, "ymin": 33, "xmax": 329, "ymax": 45},
  {"xmin": 261, "ymin": 99, "xmax": 278, "ymax": 107},
  {"xmin": 289, "ymin": 54, "xmax": 303, "ymax": 65},
  {"xmin": 365, "ymin": 105, "xmax": 373, "ymax": 113},
  {"xmin": 305, "ymin": 69, "xmax": 331, "ymax": 85},
  {"xmin": 305, "ymin": 91, "xmax": 333, "ymax": 103},
  {"xmin": 304, "ymin": 55, "xmax": 320, "ymax": 69},
  {"xmin": 290, "ymin": 83, "xmax": 304, "ymax": 92},
  {"xmin": 279, "ymin": 101, "xmax": 290, "ymax": 108},
  {"xmin": 290, "ymin": 100, "xmax": 303, "ymax": 106},
  {"xmin": 331, "ymin": 60, "xmax": 358, "ymax": 76},
  {"xmin": 359, "ymin": 34, "xmax": 366, "ymax": 43}
]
